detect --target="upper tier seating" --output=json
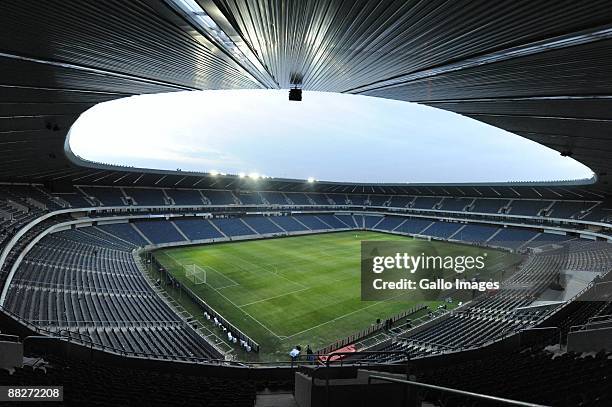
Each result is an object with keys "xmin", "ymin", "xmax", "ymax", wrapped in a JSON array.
[
  {"xmin": 326, "ymin": 193, "xmax": 348, "ymax": 205},
  {"xmin": 306, "ymin": 193, "xmax": 328, "ymax": 205},
  {"xmin": 548, "ymin": 201, "xmax": 591, "ymax": 218},
  {"xmin": 388, "ymin": 195, "xmax": 413, "ymax": 208},
  {"xmin": 509, "ymin": 200, "xmax": 551, "ymax": 216},
  {"xmin": 202, "ymin": 190, "xmax": 236, "ymax": 205},
  {"xmin": 369, "ymin": 195, "xmax": 389, "ymax": 206},
  {"xmin": 124, "ymin": 188, "xmax": 166, "ymax": 206},
  {"xmin": 236, "ymin": 191, "xmax": 263, "ymax": 205},
  {"xmin": 411, "ymin": 196, "xmax": 442, "ymax": 209},
  {"xmin": 470, "ymin": 198, "xmax": 508, "ymax": 213},
  {"xmin": 259, "ymin": 191, "xmax": 288, "ymax": 205},
  {"xmin": 579, "ymin": 204, "xmax": 612, "ymax": 222},
  {"xmin": 349, "ymin": 195, "xmax": 368, "ymax": 205},
  {"xmin": 165, "ymin": 189, "xmax": 205, "ymax": 205},
  {"xmin": 285, "ymin": 193, "xmax": 310, "ymax": 205},
  {"xmin": 53, "ymin": 193, "xmax": 92, "ymax": 208},
  {"xmin": 439, "ymin": 197, "xmax": 472, "ymax": 211},
  {"xmin": 81, "ymin": 187, "xmax": 126, "ymax": 206}
]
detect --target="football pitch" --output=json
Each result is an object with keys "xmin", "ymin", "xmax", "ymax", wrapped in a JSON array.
[{"xmin": 153, "ymin": 231, "xmax": 519, "ymax": 361}]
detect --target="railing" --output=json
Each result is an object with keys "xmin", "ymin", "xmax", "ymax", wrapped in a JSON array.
[
  {"xmin": 316, "ymin": 304, "xmax": 428, "ymax": 355},
  {"xmin": 366, "ymin": 375, "xmax": 549, "ymax": 407}
]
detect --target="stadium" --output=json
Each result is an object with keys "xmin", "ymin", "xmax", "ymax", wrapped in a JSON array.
[{"xmin": 0, "ymin": 1, "xmax": 611, "ymax": 406}]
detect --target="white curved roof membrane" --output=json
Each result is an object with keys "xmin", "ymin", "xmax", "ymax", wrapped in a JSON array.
[{"xmin": 69, "ymin": 89, "xmax": 593, "ymax": 184}]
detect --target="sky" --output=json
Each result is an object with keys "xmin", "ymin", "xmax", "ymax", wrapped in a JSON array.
[{"xmin": 68, "ymin": 89, "xmax": 593, "ymax": 184}]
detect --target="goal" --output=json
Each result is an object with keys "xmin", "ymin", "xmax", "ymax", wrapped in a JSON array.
[{"xmin": 185, "ymin": 264, "xmax": 207, "ymax": 285}]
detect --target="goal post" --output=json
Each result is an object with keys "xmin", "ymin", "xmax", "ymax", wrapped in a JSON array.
[{"xmin": 185, "ymin": 264, "xmax": 207, "ymax": 285}]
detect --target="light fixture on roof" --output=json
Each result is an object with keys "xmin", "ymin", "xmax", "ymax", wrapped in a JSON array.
[{"xmin": 289, "ymin": 72, "xmax": 303, "ymax": 101}]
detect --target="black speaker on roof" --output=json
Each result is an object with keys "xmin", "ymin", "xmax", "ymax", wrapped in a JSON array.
[{"xmin": 289, "ymin": 88, "xmax": 302, "ymax": 101}]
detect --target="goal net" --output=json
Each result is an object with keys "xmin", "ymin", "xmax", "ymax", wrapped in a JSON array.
[{"xmin": 185, "ymin": 264, "xmax": 207, "ymax": 285}]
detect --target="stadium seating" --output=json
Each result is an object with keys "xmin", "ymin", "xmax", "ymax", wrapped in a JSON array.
[
  {"xmin": 335, "ymin": 214, "xmax": 358, "ymax": 228},
  {"xmin": 508, "ymin": 200, "xmax": 551, "ymax": 216},
  {"xmin": 524, "ymin": 233, "xmax": 574, "ymax": 249},
  {"xmin": 326, "ymin": 193, "xmax": 348, "ymax": 205},
  {"xmin": 270, "ymin": 216, "xmax": 309, "ymax": 232},
  {"xmin": 438, "ymin": 197, "xmax": 471, "ymax": 211},
  {"xmin": 285, "ymin": 192, "xmax": 310, "ymax": 205},
  {"xmin": 202, "ymin": 190, "xmax": 236, "ymax": 205},
  {"xmin": 211, "ymin": 218, "xmax": 254, "ymax": 237},
  {"xmin": 315, "ymin": 214, "xmax": 350, "ymax": 229},
  {"xmin": 411, "ymin": 196, "xmax": 442, "ymax": 209},
  {"xmin": 363, "ymin": 215, "xmax": 384, "ymax": 229},
  {"xmin": 97, "ymin": 223, "xmax": 150, "ymax": 246},
  {"xmin": 293, "ymin": 214, "xmax": 332, "ymax": 230},
  {"xmin": 548, "ymin": 200, "xmax": 590, "ymax": 218},
  {"xmin": 242, "ymin": 216, "xmax": 283, "ymax": 234},
  {"xmin": 1, "ymin": 353, "xmax": 257, "ymax": 406},
  {"xmin": 487, "ymin": 228, "xmax": 538, "ymax": 250},
  {"xmin": 81, "ymin": 187, "xmax": 126, "ymax": 206},
  {"xmin": 306, "ymin": 193, "xmax": 329, "ymax": 205},
  {"xmin": 259, "ymin": 191, "xmax": 288, "ymax": 205},
  {"xmin": 470, "ymin": 198, "xmax": 508, "ymax": 213},
  {"xmin": 372, "ymin": 216, "xmax": 404, "ymax": 231},
  {"xmin": 388, "ymin": 195, "xmax": 413, "ymax": 208},
  {"xmin": 54, "ymin": 192, "xmax": 92, "ymax": 208},
  {"xmin": 236, "ymin": 191, "xmax": 263, "ymax": 205},
  {"xmin": 369, "ymin": 194, "xmax": 389, "ymax": 206},
  {"xmin": 124, "ymin": 188, "xmax": 166, "ymax": 206},
  {"xmin": 423, "ymin": 221, "xmax": 463, "ymax": 239},
  {"xmin": 393, "ymin": 218, "xmax": 434, "ymax": 234},
  {"xmin": 452, "ymin": 224, "xmax": 499, "ymax": 243},
  {"xmin": 134, "ymin": 221, "xmax": 186, "ymax": 244},
  {"xmin": 173, "ymin": 219, "xmax": 224, "ymax": 240},
  {"xmin": 165, "ymin": 189, "xmax": 205, "ymax": 205},
  {"xmin": 3, "ymin": 228, "xmax": 214, "ymax": 360},
  {"xmin": 348, "ymin": 195, "xmax": 368, "ymax": 206}
]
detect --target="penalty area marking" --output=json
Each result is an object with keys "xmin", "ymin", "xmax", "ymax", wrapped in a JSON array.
[{"xmin": 166, "ymin": 251, "xmax": 239, "ymax": 290}]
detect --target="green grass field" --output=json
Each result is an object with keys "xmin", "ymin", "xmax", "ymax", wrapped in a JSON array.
[{"xmin": 153, "ymin": 231, "xmax": 520, "ymax": 361}]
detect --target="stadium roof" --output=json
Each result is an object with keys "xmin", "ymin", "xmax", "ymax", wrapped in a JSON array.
[{"xmin": 1, "ymin": 0, "xmax": 611, "ymax": 198}]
